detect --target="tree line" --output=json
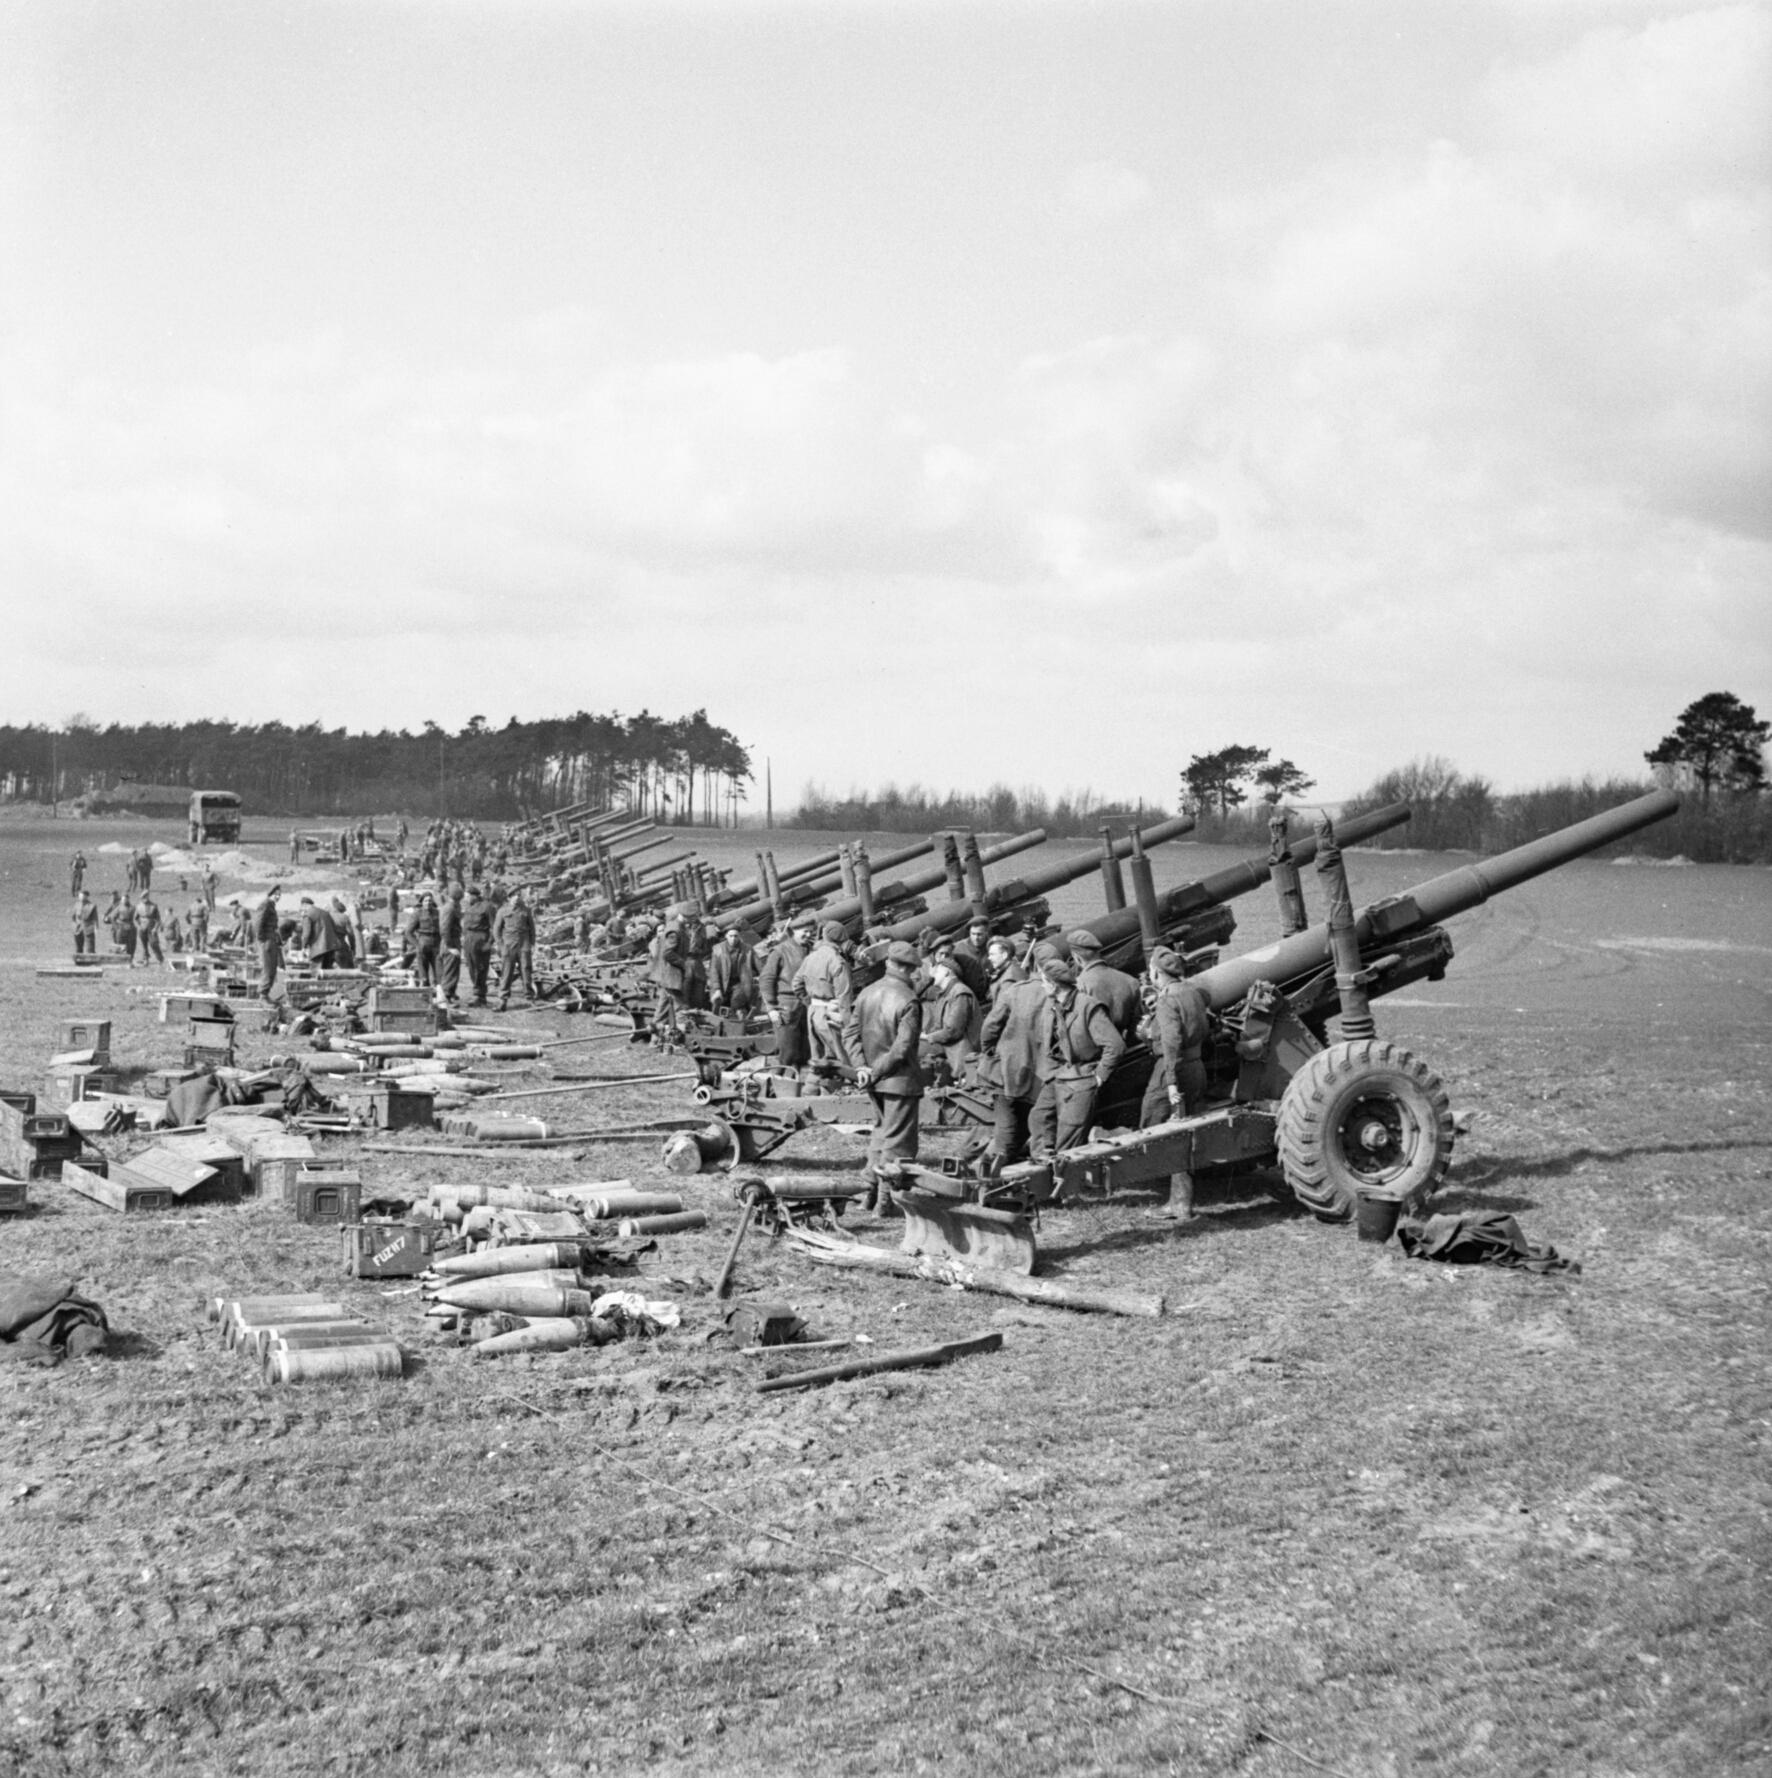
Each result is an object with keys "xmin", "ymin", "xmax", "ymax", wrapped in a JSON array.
[
  {"xmin": 794, "ymin": 783, "xmax": 1174, "ymax": 840},
  {"xmin": 0, "ymin": 710, "xmax": 753, "ymax": 824}
]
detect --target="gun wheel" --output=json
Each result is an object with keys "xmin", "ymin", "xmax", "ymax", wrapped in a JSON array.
[{"xmin": 1275, "ymin": 1039, "xmax": 1453, "ymax": 1221}]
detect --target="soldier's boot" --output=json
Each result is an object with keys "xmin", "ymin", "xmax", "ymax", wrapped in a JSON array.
[{"xmin": 1159, "ymin": 1169, "xmax": 1196, "ymax": 1222}]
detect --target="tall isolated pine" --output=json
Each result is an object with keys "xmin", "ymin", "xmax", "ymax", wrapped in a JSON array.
[{"xmin": 1646, "ymin": 693, "xmax": 1769, "ymax": 807}]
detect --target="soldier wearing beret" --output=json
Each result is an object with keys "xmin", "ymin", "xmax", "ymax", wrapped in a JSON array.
[
  {"xmin": 843, "ymin": 939, "xmax": 926, "ymax": 1207},
  {"xmin": 1029, "ymin": 953, "xmax": 1125, "ymax": 1157},
  {"xmin": 1064, "ymin": 928, "xmax": 1143, "ymax": 1037},
  {"xmin": 920, "ymin": 952, "xmax": 979, "ymax": 1082}
]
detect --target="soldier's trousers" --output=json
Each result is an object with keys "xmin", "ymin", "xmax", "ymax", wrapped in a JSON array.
[
  {"xmin": 497, "ymin": 946, "xmax": 534, "ymax": 1001},
  {"xmin": 989, "ymin": 1091, "xmax": 1038, "ymax": 1163},
  {"xmin": 463, "ymin": 939, "xmax": 491, "ymax": 1003},
  {"xmin": 806, "ymin": 999, "xmax": 851, "ymax": 1069},
  {"xmin": 438, "ymin": 948, "xmax": 461, "ymax": 1003},
  {"xmin": 1030, "ymin": 1076, "xmax": 1101, "ymax": 1157},
  {"xmin": 1138, "ymin": 1054, "xmax": 1208, "ymax": 1127},
  {"xmin": 865, "ymin": 1089, "xmax": 921, "ymax": 1176}
]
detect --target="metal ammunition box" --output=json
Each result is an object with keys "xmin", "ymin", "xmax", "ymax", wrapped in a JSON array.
[
  {"xmin": 340, "ymin": 1221, "xmax": 439, "ymax": 1279},
  {"xmin": 0, "ymin": 1176, "xmax": 29, "ymax": 1214},
  {"xmin": 370, "ymin": 1083, "xmax": 434, "ymax": 1132},
  {"xmin": 294, "ymin": 1166, "xmax": 362, "ymax": 1225}
]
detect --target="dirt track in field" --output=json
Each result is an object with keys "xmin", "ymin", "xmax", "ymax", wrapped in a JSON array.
[{"xmin": 1, "ymin": 817, "xmax": 1768, "ymax": 1777}]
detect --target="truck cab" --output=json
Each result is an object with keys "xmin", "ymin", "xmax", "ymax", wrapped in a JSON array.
[{"xmin": 189, "ymin": 791, "xmax": 242, "ymax": 846}]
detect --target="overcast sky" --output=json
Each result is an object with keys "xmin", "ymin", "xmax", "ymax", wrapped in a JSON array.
[{"xmin": 2, "ymin": 0, "xmax": 1767, "ymax": 806}]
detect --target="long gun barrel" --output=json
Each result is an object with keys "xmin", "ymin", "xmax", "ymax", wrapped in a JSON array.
[
  {"xmin": 715, "ymin": 837, "xmax": 941, "ymax": 932},
  {"xmin": 1192, "ymin": 789, "xmax": 1679, "ymax": 1013},
  {"xmin": 1078, "ymin": 801, "xmax": 1414, "ymax": 958},
  {"xmin": 814, "ymin": 829, "xmax": 1052, "ymax": 936},
  {"xmin": 714, "ymin": 846, "xmax": 846, "ymax": 909},
  {"xmin": 875, "ymin": 814, "xmax": 1197, "ymax": 944}
]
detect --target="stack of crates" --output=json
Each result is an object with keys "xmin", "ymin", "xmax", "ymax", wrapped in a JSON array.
[
  {"xmin": 0, "ymin": 1089, "xmax": 98, "ymax": 1182},
  {"xmin": 364, "ymin": 986, "xmax": 436, "ymax": 1038}
]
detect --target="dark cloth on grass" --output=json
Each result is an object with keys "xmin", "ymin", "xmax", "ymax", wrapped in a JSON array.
[
  {"xmin": 0, "ymin": 1273, "xmax": 108, "ymax": 1363},
  {"xmin": 1396, "ymin": 1213, "xmax": 1580, "ymax": 1276}
]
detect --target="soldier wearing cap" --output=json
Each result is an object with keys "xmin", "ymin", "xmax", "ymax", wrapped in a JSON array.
[
  {"xmin": 843, "ymin": 939, "xmax": 926, "ymax": 1205},
  {"xmin": 793, "ymin": 919, "xmax": 855, "ymax": 1070},
  {"xmin": 461, "ymin": 884, "xmax": 494, "ymax": 1005},
  {"xmin": 1139, "ymin": 946, "xmax": 1212, "ymax": 1218},
  {"xmin": 920, "ymin": 951, "xmax": 979, "ymax": 1081},
  {"xmin": 1030, "ymin": 952, "xmax": 1125, "ymax": 1156},
  {"xmin": 1064, "ymin": 928, "xmax": 1142, "ymax": 1036},
  {"xmin": 977, "ymin": 941, "xmax": 1060, "ymax": 1162},
  {"xmin": 71, "ymin": 890, "xmax": 99, "ymax": 957},
  {"xmin": 759, "ymin": 914, "xmax": 815, "ymax": 1071}
]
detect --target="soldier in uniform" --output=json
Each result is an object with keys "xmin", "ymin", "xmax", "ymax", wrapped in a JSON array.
[
  {"xmin": 1029, "ymin": 953, "xmax": 1124, "ymax": 1157},
  {"xmin": 795, "ymin": 920, "xmax": 855, "ymax": 1070},
  {"xmin": 437, "ymin": 888, "xmax": 463, "ymax": 1006},
  {"xmin": 977, "ymin": 946, "xmax": 1054, "ymax": 1163},
  {"xmin": 759, "ymin": 914, "xmax": 815, "ymax": 1071},
  {"xmin": 252, "ymin": 885, "xmax": 284, "ymax": 997},
  {"xmin": 920, "ymin": 952, "xmax": 979, "ymax": 1082},
  {"xmin": 494, "ymin": 887, "xmax": 537, "ymax": 1009},
  {"xmin": 984, "ymin": 934, "xmax": 1028, "ymax": 1010},
  {"xmin": 708, "ymin": 926, "xmax": 757, "ymax": 1016},
  {"xmin": 461, "ymin": 885, "xmax": 493, "ymax": 1006},
  {"xmin": 407, "ymin": 893, "xmax": 441, "ymax": 988},
  {"xmin": 648, "ymin": 915, "xmax": 689, "ymax": 1038},
  {"xmin": 1065, "ymin": 928, "xmax": 1142, "ymax": 1036},
  {"xmin": 1138, "ymin": 946, "xmax": 1213, "ymax": 1220},
  {"xmin": 71, "ymin": 891, "xmax": 98, "ymax": 957},
  {"xmin": 187, "ymin": 896, "xmax": 210, "ymax": 956},
  {"xmin": 69, "ymin": 850, "xmax": 87, "ymax": 897},
  {"xmin": 844, "ymin": 939, "xmax": 925, "ymax": 1207}
]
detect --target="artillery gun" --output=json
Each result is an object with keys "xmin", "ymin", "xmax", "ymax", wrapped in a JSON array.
[{"xmin": 891, "ymin": 789, "xmax": 1680, "ymax": 1273}]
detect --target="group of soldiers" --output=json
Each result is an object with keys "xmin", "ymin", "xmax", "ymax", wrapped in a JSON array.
[
  {"xmin": 68, "ymin": 846, "xmax": 219, "ymax": 970},
  {"xmin": 637, "ymin": 902, "xmax": 1212, "ymax": 1215}
]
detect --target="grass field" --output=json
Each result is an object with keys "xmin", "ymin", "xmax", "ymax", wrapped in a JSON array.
[{"xmin": 1, "ymin": 818, "xmax": 1768, "ymax": 1777}]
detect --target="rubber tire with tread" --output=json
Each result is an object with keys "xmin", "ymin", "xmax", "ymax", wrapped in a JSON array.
[{"xmin": 1275, "ymin": 1038, "xmax": 1453, "ymax": 1220}]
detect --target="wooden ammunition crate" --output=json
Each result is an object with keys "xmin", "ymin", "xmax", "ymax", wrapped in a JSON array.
[
  {"xmin": 159, "ymin": 991, "xmax": 226, "ymax": 1025},
  {"xmin": 123, "ymin": 1147, "xmax": 224, "ymax": 1202},
  {"xmin": 156, "ymin": 1135, "xmax": 249, "ymax": 1200},
  {"xmin": 368, "ymin": 1008, "xmax": 437, "ymax": 1036},
  {"xmin": 0, "ymin": 1176, "xmax": 30, "ymax": 1214},
  {"xmin": 0, "ymin": 1095, "xmax": 68, "ymax": 1142},
  {"xmin": 370, "ymin": 1083, "xmax": 434, "ymax": 1133},
  {"xmin": 341, "ymin": 1221, "xmax": 440, "ymax": 1279},
  {"xmin": 42, "ymin": 1067, "xmax": 119, "ymax": 1108},
  {"xmin": 253, "ymin": 1134, "xmax": 319, "ymax": 1199},
  {"xmin": 294, "ymin": 1166, "xmax": 362, "ymax": 1225},
  {"xmin": 367, "ymin": 986, "xmax": 432, "ymax": 1015},
  {"xmin": 63, "ymin": 1157, "xmax": 167, "ymax": 1213},
  {"xmin": 59, "ymin": 1018, "xmax": 113, "ymax": 1057}
]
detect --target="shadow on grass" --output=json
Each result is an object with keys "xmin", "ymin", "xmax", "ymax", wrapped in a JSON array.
[
  {"xmin": 102, "ymin": 1330, "xmax": 162, "ymax": 1361},
  {"xmin": 1463, "ymin": 1135, "xmax": 1772, "ymax": 1187}
]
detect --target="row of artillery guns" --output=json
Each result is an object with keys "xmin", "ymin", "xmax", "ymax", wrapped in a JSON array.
[
  {"xmin": 674, "ymin": 796, "xmax": 1419, "ymax": 1155},
  {"xmin": 616, "ymin": 801, "xmax": 1405, "ymax": 1053},
  {"xmin": 676, "ymin": 789, "xmax": 1680, "ymax": 1277}
]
